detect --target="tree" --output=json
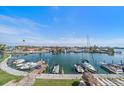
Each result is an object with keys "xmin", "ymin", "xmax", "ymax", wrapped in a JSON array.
[
  {"xmin": 107, "ymin": 47, "xmax": 114, "ymax": 55},
  {"xmin": 0, "ymin": 44, "xmax": 6, "ymax": 57},
  {"xmin": 0, "ymin": 44, "xmax": 6, "ymax": 51}
]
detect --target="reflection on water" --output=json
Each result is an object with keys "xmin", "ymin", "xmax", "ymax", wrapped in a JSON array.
[{"xmin": 7, "ymin": 49, "xmax": 124, "ymax": 74}]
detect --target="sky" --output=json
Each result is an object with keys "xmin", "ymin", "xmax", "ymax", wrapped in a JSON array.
[{"xmin": 0, "ymin": 6, "xmax": 124, "ymax": 47}]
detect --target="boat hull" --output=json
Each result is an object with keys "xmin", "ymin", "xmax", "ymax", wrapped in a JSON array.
[
  {"xmin": 52, "ymin": 64, "xmax": 60, "ymax": 74},
  {"xmin": 74, "ymin": 64, "xmax": 84, "ymax": 73},
  {"xmin": 101, "ymin": 64, "xmax": 123, "ymax": 74}
]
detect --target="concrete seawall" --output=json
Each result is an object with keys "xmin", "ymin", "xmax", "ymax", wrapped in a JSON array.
[
  {"xmin": 0, "ymin": 55, "xmax": 28, "ymax": 76},
  {"xmin": 0, "ymin": 56, "xmax": 124, "ymax": 80}
]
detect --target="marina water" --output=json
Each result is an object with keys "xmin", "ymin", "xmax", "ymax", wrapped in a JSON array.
[{"xmin": 7, "ymin": 49, "xmax": 124, "ymax": 74}]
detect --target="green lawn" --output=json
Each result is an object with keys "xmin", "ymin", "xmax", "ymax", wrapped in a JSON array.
[
  {"xmin": 34, "ymin": 79, "xmax": 80, "ymax": 86},
  {"xmin": 0, "ymin": 70, "xmax": 22, "ymax": 85},
  {"xmin": 0, "ymin": 54, "xmax": 22, "ymax": 85}
]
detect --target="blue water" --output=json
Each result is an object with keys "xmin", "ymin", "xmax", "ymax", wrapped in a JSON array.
[{"xmin": 7, "ymin": 49, "xmax": 124, "ymax": 74}]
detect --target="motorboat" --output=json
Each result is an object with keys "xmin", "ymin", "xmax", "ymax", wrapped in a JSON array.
[
  {"xmin": 52, "ymin": 64, "xmax": 60, "ymax": 74},
  {"xmin": 26, "ymin": 62, "xmax": 38, "ymax": 68},
  {"xmin": 13, "ymin": 59, "xmax": 25, "ymax": 64},
  {"xmin": 80, "ymin": 36, "xmax": 97, "ymax": 73},
  {"xmin": 81, "ymin": 60, "xmax": 96, "ymax": 73},
  {"xmin": 16, "ymin": 63, "xmax": 24, "ymax": 67},
  {"xmin": 18, "ymin": 62, "xmax": 38, "ymax": 70},
  {"xmin": 101, "ymin": 62, "xmax": 123, "ymax": 74},
  {"xmin": 20, "ymin": 64, "xmax": 30, "ymax": 70},
  {"xmin": 74, "ymin": 64, "xmax": 84, "ymax": 73}
]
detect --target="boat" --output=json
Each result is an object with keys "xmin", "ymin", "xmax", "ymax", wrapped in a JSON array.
[
  {"xmin": 118, "ymin": 64, "xmax": 124, "ymax": 72},
  {"xmin": 101, "ymin": 62, "xmax": 123, "ymax": 74},
  {"xmin": 80, "ymin": 36, "xmax": 96, "ymax": 73},
  {"xmin": 74, "ymin": 64, "xmax": 84, "ymax": 73},
  {"xmin": 16, "ymin": 63, "xmax": 24, "ymax": 67},
  {"xmin": 115, "ymin": 51, "xmax": 122, "ymax": 54},
  {"xmin": 52, "ymin": 64, "xmax": 60, "ymax": 74},
  {"xmin": 81, "ymin": 60, "xmax": 96, "ymax": 73},
  {"xmin": 18, "ymin": 62, "xmax": 38, "ymax": 70},
  {"xmin": 61, "ymin": 67, "xmax": 64, "ymax": 74},
  {"xmin": 20, "ymin": 64, "xmax": 30, "ymax": 70},
  {"xmin": 13, "ymin": 59, "xmax": 25, "ymax": 64},
  {"xmin": 26, "ymin": 62, "xmax": 38, "ymax": 68}
]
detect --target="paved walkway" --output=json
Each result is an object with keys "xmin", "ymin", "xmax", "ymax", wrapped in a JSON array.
[
  {"xmin": 3, "ymin": 80, "xmax": 18, "ymax": 86},
  {"xmin": 1, "ymin": 55, "xmax": 124, "ymax": 80},
  {"xmin": 37, "ymin": 74, "xmax": 82, "ymax": 79}
]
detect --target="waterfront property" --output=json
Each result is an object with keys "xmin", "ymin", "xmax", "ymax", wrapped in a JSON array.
[
  {"xmin": 1, "ymin": 47, "xmax": 124, "ymax": 86},
  {"xmin": 1, "ymin": 55, "xmax": 124, "ymax": 86},
  {"xmin": 7, "ymin": 46, "xmax": 115, "ymax": 55},
  {"xmin": 6, "ymin": 48, "xmax": 124, "ymax": 74}
]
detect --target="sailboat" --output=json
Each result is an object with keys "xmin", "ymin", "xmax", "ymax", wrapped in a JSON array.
[
  {"xmin": 81, "ymin": 59, "xmax": 96, "ymax": 73},
  {"xmin": 81, "ymin": 36, "xmax": 96, "ymax": 73}
]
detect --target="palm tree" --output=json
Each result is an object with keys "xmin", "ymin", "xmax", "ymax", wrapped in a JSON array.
[
  {"xmin": 0, "ymin": 44, "xmax": 6, "ymax": 58},
  {"xmin": 0, "ymin": 44, "xmax": 6, "ymax": 51}
]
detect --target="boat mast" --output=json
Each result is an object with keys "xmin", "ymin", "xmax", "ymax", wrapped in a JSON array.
[{"xmin": 86, "ymin": 35, "xmax": 95, "ymax": 65}]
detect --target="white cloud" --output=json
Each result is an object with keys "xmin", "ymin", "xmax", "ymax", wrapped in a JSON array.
[
  {"xmin": 0, "ymin": 25, "xmax": 34, "ymax": 35},
  {"xmin": 0, "ymin": 15, "xmax": 124, "ymax": 47},
  {"xmin": 0, "ymin": 15, "xmax": 47, "ymax": 28},
  {"xmin": 0, "ymin": 15, "xmax": 48, "ymax": 45}
]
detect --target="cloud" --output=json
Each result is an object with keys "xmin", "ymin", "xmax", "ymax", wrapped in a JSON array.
[
  {"xmin": 30, "ymin": 37, "xmax": 87, "ymax": 47},
  {"xmin": 0, "ymin": 15, "xmax": 124, "ymax": 47},
  {"xmin": 0, "ymin": 24, "xmax": 34, "ymax": 35},
  {"xmin": 0, "ymin": 15, "xmax": 47, "ymax": 28},
  {"xmin": 0, "ymin": 15, "xmax": 48, "ymax": 45},
  {"xmin": 88, "ymin": 38, "xmax": 124, "ymax": 47}
]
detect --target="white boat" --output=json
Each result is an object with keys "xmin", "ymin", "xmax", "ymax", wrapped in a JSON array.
[
  {"xmin": 20, "ymin": 64, "xmax": 30, "ymax": 70},
  {"xmin": 13, "ymin": 59, "xmax": 25, "ymax": 64},
  {"xmin": 19, "ymin": 62, "xmax": 38, "ymax": 70},
  {"xmin": 52, "ymin": 64, "xmax": 60, "ymax": 74},
  {"xmin": 16, "ymin": 63, "xmax": 24, "ymax": 67},
  {"xmin": 81, "ymin": 60, "xmax": 96, "ymax": 73},
  {"xmin": 74, "ymin": 64, "xmax": 84, "ymax": 73},
  {"xmin": 101, "ymin": 62, "xmax": 123, "ymax": 74},
  {"xmin": 80, "ymin": 36, "xmax": 96, "ymax": 73},
  {"xmin": 26, "ymin": 62, "xmax": 38, "ymax": 68}
]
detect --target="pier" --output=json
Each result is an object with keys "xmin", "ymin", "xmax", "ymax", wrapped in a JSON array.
[
  {"xmin": 1, "ymin": 56, "xmax": 124, "ymax": 79},
  {"xmin": 1, "ymin": 55, "xmax": 124, "ymax": 86}
]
